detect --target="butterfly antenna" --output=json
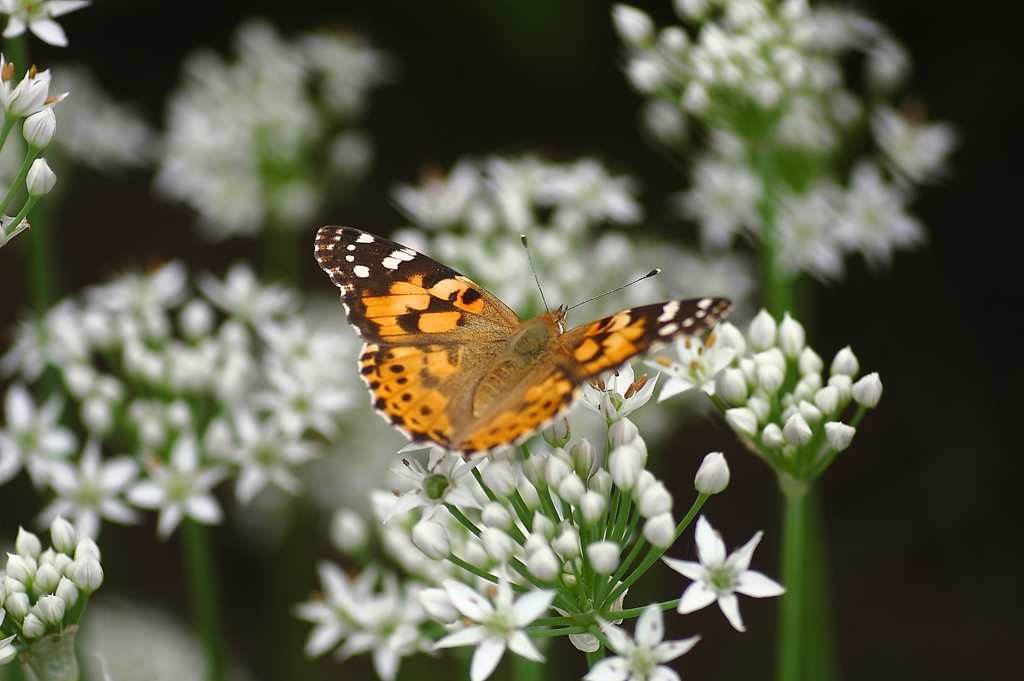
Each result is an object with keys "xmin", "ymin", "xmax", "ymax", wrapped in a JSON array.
[
  {"xmin": 565, "ymin": 268, "xmax": 662, "ymax": 312},
  {"xmin": 520, "ymin": 235, "xmax": 551, "ymax": 312}
]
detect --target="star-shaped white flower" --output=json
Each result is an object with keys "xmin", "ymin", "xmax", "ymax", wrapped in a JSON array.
[
  {"xmin": 386, "ymin": 448, "xmax": 481, "ymax": 522},
  {"xmin": 584, "ymin": 604, "xmax": 700, "ymax": 681},
  {"xmin": 0, "ymin": 382, "xmax": 77, "ymax": 487},
  {"xmin": 0, "ymin": 0, "xmax": 90, "ymax": 47},
  {"xmin": 581, "ymin": 363, "xmax": 658, "ymax": 422},
  {"xmin": 37, "ymin": 438, "xmax": 140, "ymax": 538},
  {"xmin": 648, "ymin": 325, "xmax": 739, "ymax": 402},
  {"xmin": 433, "ymin": 579, "xmax": 555, "ymax": 681},
  {"xmin": 197, "ymin": 263, "xmax": 296, "ymax": 325},
  {"xmin": 126, "ymin": 433, "xmax": 228, "ymax": 539},
  {"xmin": 662, "ymin": 516, "xmax": 785, "ymax": 632},
  {"xmin": 227, "ymin": 411, "xmax": 319, "ymax": 504}
]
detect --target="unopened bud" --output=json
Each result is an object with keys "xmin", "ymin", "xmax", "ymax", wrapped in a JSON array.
[
  {"xmin": 693, "ymin": 452, "xmax": 730, "ymax": 494},
  {"xmin": 643, "ymin": 512, "xmax": 676, "ymax": 548},
  {"xmin": 587, "ymin": 541, "xmax": 621, "ymax": 575},
  {"xmin": 411, "ymin": 521, "xmax": 450, "ymax": 560},
  {"xmin": 852, "ymin": 372, "xmax": 882, "ymax": 407}
]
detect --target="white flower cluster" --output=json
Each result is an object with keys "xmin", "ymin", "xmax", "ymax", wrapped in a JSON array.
[
  {"xmin": 155, "ymin": 18, "xmax": 392, "ymax": 240},
  {"xmin": 391, "ymin": 154, "xmax": 756, "ymax": 320},
  {"xmin": 0, "ymin": 56, "xmax": 65, "ymax": 247},
  {"xmin": 0, "ymin": 517, "xmax": 103, "ymax": 674},
  {"xmin": 0, "ymin": 261, "xmax": 359, "ymax": 539},
  {"xmin": 298, "ymin": 372, "xmax": 783, "ymax": 681},
  {"xmin": 613, "ymin": 0, "xmax": 956, "ymax": 279},
  {"xmin": 654, "ymin": 308, "xmax": 880, "ymax": 484}
]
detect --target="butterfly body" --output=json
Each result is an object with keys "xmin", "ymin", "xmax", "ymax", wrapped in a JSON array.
[{"xmin": 314, "ymin": 226, "xmax": 732, "ymax": 455}]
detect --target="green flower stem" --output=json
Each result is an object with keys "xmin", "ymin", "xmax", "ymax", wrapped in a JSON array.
[
  {"xmin": 511, "ymin": 652, "xmax": 544, "ymax": 681},
  {"xmin": 585, "ymin": 646, "xmax": 605, "ymax": 669},
  {"xmin": 4, "ymin": 34, "xmax": 29, "ymax": 79},
  {"xmin": 182, "ymin": 520, "xmax": 226, "ymax": 681},
  {"xmin": 0, "ymin": 148, "xmax": 41, "ymax": 215},
  {"xmin": 776, "ymin": 482, "xmax": 808, "ymax": 681}
]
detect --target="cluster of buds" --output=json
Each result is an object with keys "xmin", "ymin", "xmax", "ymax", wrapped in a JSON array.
[
  {"xmin": 0, "ymin": 516, "xmax": 103, "ymax": 678},
  {"xmin": 0, "ymin": 57, "xmax": 62, "ymax": 247},
  {"xmin": 654, "ymin": 309, "xmax": 880, "ymax": 492}
]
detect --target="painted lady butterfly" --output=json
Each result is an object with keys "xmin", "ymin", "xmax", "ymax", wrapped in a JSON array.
[{"xmin": 314, "ymin": 226, "xmax": 732, "ymax": 455}]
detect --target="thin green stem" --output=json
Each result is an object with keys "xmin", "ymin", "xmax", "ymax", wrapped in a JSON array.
[
  {"xmin": 776, "ymin": 486, "xmax": 808, "ymax": 681},
  {"xmin": 511, "ymin": 651, "xmax": 544, "ymax": 681},
  {"xmin": 0, "ymin": 147, "xmax": 40, "ymax": 215},
  {"xmin": 182, "ymin": 520, "xmax": 226, "ymax": 681}
]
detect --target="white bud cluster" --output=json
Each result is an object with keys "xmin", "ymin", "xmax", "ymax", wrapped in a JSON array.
[
  {"xmin": 1, "ymin": 517, "xmax": 102, "ymax": 645},
  {"xmin": 719, "ymin": 310, "xmax": 878, "ymax": 478}
]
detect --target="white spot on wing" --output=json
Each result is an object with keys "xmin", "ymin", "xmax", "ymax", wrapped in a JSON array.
[
  {"xmin": 356, "ymin": 233, "xmax": 374, "ymax": 243},
  {"xmin": 345, "ymin": 255, "xmax": 354, "ymax": 262},
  {"xmin": 353, "ymin": 265, "xmax": 370, "ymax": 278},
  {"xmin": 658, "ymin": 301, "xmax": 680, "ymax": 322},
  {"xmin": 382, "ymin": 257, "xmax": 401, "ymax": 270},
  {"xmin": 697, "ymin": 298, "xmax": 713, "ymax": 310},
  {"xmin": 658, "ymin": 322, "xmax": 680, "ymax": 336},
  {"xmin": 346, "ymin": 244, "xmax": 356, "ymax": 251}
]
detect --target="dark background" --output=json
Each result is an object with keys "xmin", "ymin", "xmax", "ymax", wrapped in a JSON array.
[{"xmin": 0, "ymin": 1, "xmax": 1020, "ymax": 679}]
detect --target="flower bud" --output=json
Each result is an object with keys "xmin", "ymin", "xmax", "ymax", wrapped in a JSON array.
[
  {"xmin": 642, "ymin": 99, "xmax": 686, "ymax": 146},
  {"xmin": 34, "ymin": 562, "xmax": 61, "ymax": 593},
  {"xmin": 682, "ymin": 80, "xmax": 709, "ymax": 112},
  {"xmin": 26, "ymin": 157, "xmax": 56, "ymax": 196},
  {"xmin": 462, "ymin": 538, "xmax": 490, "ymax": 570},
  {"xmin": 532, "ymin": 512, "xmax": 555, "ymax": 540},
  {"xmin": 557, "ymin": 472, "xmax": 586, "ymax": 505},
  {"xmin": 824, "ymin": 421, "xmax": 856, "ymax": 452},
  {"xmin": 331, "ymin": 508, "xmax": 369, "ymax": 555},
  {"xmin": 35, "ymin": 594, "xmax": 65, "ymax": 625},
  {"xmin": 754, "ymin": 347, "xmax": 787, "ymax": 373},
  {"xmin": 589, "ymin": 468, "xmax": 613, "ymax": 498},
  {"xmin": 830, "ymin": 346, "xmax": 859, "ymax": 377},
  {"xmin": 552, "ymin": 526, "xmax": 580, "ymax": 558},
  {"xmin": 55, "ymin": 577, "xmax": 78, "ymax": 609},
  {"xmin": 570, "ymin": 439, "xmax": 596, "ymax": 479},
  {"xmin": 411, "ymin": 521, "xmax": 450, "ymax": 560},
  {"xmin": 852, "ymin": 372, "xmax": 883, "ymax": 407},
  {"xmin": 813, "ymin": 386, "xmax": 840, "ymax": 415},
  {"xmin": 612, "ymin": 4, "xmax": 654, "ymax": 45},
  {"xmin": 21, "ymin": 613, "xmax": 45, "ymax": 639},
  {"xmin": 761, "ymin": 423, "xmax": 785, "ymax": 449},
  {"xmin": 827, "ymin": 373, "xmax": 853, "ymax": 404},
  {"xmin": 518, "ymin": 477, "xmax": 541, "ymax": 510},
  {"xmin": 747, "ymin": 309, "xmax": 777, "ymax": 351},
  {"xmin": 799, "ymin": 400, "xmax": 823, "ymax": 427},
  {"xmin": 633, "ymin": 469, "xmax": 656, "ymax": 501},
  {"xmin": 542, "ymin": 417, "xmax": 571, "ymax": 448},
  {"xmin": 527, "ymin": 545, "xmax": 560, "ymax": 583},
  {"xmin": 482, "ymin": 460, "xmax": 517, "ymax": 498},
  {"xmin": 0, "ymin": 640, "xmax": 14, "ymax": 665},
  {"xmin": 481, "ymin": 502, "xmax": 512, "ymax": 531},
  {"xmin": 481, "ymin": 527, "xmax": 515, "ymax": 564},
  {"xmin": 638, "ymin": 481, "xmax": 673, "ymax": 517},
  {"xmin": 658, "ymin": 26, "xmax": 689, "ymax": 56},
  {"xmin": 608, "ymin": 418, "xmax": 640, "ymax": 449},
  {"xmin": 522, "ymin": 455, "xmax": 548, "ymax": 489},
  {"xmin": 16, "ymin": 527, "xmax": 42, "ymax": 559},
  {"xmin": 777, "ymin": 312, "xmax": 806, "ymax": 359},
  {"xmin": 587, "ymin": 541, "xmax": 621, "ymax": 575},
  {"xmin": 23, "ymin": 106, "xmax": 56, "ymax": 149},
  {"xmin": 418, "ymin": 587, "xmax": 459, "ymax": 623},
  {"xmin": 756, "ymin": 364, "xmax": 785, "ymax": 395},
  {"xmin": 782, "ymin": 413, "xmax": 813, "ymax": 446},
  {"xmin": 715, "ymin": 367, "xmax": 749, "ymax": 405},
  {"xmin": 694, "ymin": 452, "xmax": 730, "ymax": 494},
  {"xmin": 609, "ymin": 443, "xmax": 643, "ymax": 491},
  {"xmin": 70, "ymin": 557, "xmax": 104, "ymax": 592},
  {"xmin": 725, "ymin": 407, "xmax": 758, "ymax": 438},
  {"xmin": 74, "ymin": 537, "xmax": 101, "ymax": 562},
  {"xmin": 643, "ymin": 512, "xmax": 676, "ymax": 548},
  {"xmin": 578, "ymin": 491, "xmax": 607, "ymax": 526},
  {"xmin": 6, "ymin": 553, "xmax": 36, "ymax": 583},
  {"xmin": 5, "ymin": 590, "xmax": 30, "ymax": 619},
  {"xmin": 546, "ymin": 455, "xmax": 572, "ymax": 489},
  {"xmin": 798, "ymin": 346, "xmax": 824, "ymax": 377}
]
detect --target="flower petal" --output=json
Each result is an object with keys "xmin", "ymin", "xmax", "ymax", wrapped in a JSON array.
[
  {"xmin": 634, "ymin": 604, "xmax": 664, "ymax": 648},
  {"xmin": 694, "ymin": 516, "xmax": 726, "ymax": 566},
  {"xmin": 511, "ymin": 589, "xmax": 556, "ymax": 626},
  {"xmin": 434, "ymin": 625, "xmax": 486, "ymax": 650},
  {"xmin": 734, "ymin": 569, "xmax": 786, "ymax": 598},
  {"xmin": 717, "ymin": 593, "xmax": 746, "ymax": 632},
  {"xmin": 726, "ymin": 530, "xmax": 763, "ymax": 573},
  {"xmin": 444, "ymin": 580, "xmax": 494, "ymax": 622},
  {"xmin": 28, "ymin": 19, "xmax": 69, "ymax": 47},
  {"xmin": 653, "ymin": 635, "xmax": 701, "ymax": 663},
  {"xmin": 470, "ymin": 637, "xmax": 506, "ymax": 681},
  {"xmin": 583, "ymin": 656, "xmax": 630, "ymax": 681},
  {"xmin": 506, "ymin": 630, "xmax": 545, "ymax": 662},
  {"xmin": 677, "ymin": 581, "xmax": 717, "ymax": 615}
]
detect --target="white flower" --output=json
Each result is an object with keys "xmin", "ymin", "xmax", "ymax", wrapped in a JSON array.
[
  {"xmin": 663, "ymin": 516, "xmax": 785, "ymax": 631},
  {"xmin": 391, "ymin": 159, "xmax": 482, "ymax": 229},
  {"xmin": 774, "ymin": 185, "xmax": 845, "ymax": 281},
  {"xmin": 126, "ymin": 433, "xmax": 228, "ymax": 539},
  {"xmin": 581, "ymin": 364, "xmax": 657, "ymax": 422},
  {"xmin": 584, "ymin": 604, "xmax": 699, "ymax": 681},
  {"xmin": 837, "ymin": 161, "xmax": 925, "ymax": 269},
  {"xmin": 37, "ymin": 439, "xmax": 140, "ymax": 538},
  {"xmin": 0, "ymin": 383, "xmax": 77, "ymax": 487},
  {"xmin": 0, "ymin": 0, "xmax": 90, "ymax": 46},
  {"xmin": 0, "ymin": 59, "xmax": 58, "ymax": 116},
  {"xmin": 871, "ymin": 105, "xmax": 957, "ymax": 183},
  {"xmin": 227, "ymin": 412, "xmax": 319, "ymax": 504},
  {"xmin": 648, "ymin": 327, "xmax": 738, "ymax": 402},
  {"xmin": 387, "ymin": 449, "xmax": 481, "ymax": 522},
  {"xmin": 433, "ymin": 579, "xmax": 555, "ymax": 681},
  {"xmin": 197, "ymin": 263, "xmax": 296, "ymax": 325}
]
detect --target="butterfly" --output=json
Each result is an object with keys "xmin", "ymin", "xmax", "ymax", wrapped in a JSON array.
[{"xmin": 314, "ymin": 226, "xmax": 732, "ymax": 455}]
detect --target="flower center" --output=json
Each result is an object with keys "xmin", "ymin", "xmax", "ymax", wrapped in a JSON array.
[{"xmin": 423, "ymin": 473, "xmax": 450, "ymax": 501}]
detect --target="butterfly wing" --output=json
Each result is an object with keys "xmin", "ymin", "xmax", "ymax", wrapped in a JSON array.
[
  {"xmin": 555, "ymin": 297, "xmax": 734, "ymax": 379},
  {"xmin": 314, "ymin": 226, "xmax": 523, "ymax": 449}
]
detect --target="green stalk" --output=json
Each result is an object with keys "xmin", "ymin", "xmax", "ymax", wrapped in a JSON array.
[
  {"xmin": 776, "ymin": 480, "xmax": 809, "ymax": 681},
  {"xmin": 511, "ymin": 653, "xmax": 544, "ymax": 681},
  {"xmin": 182, "ymin": 520, "xmax": 226, "ymax": 681}
]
